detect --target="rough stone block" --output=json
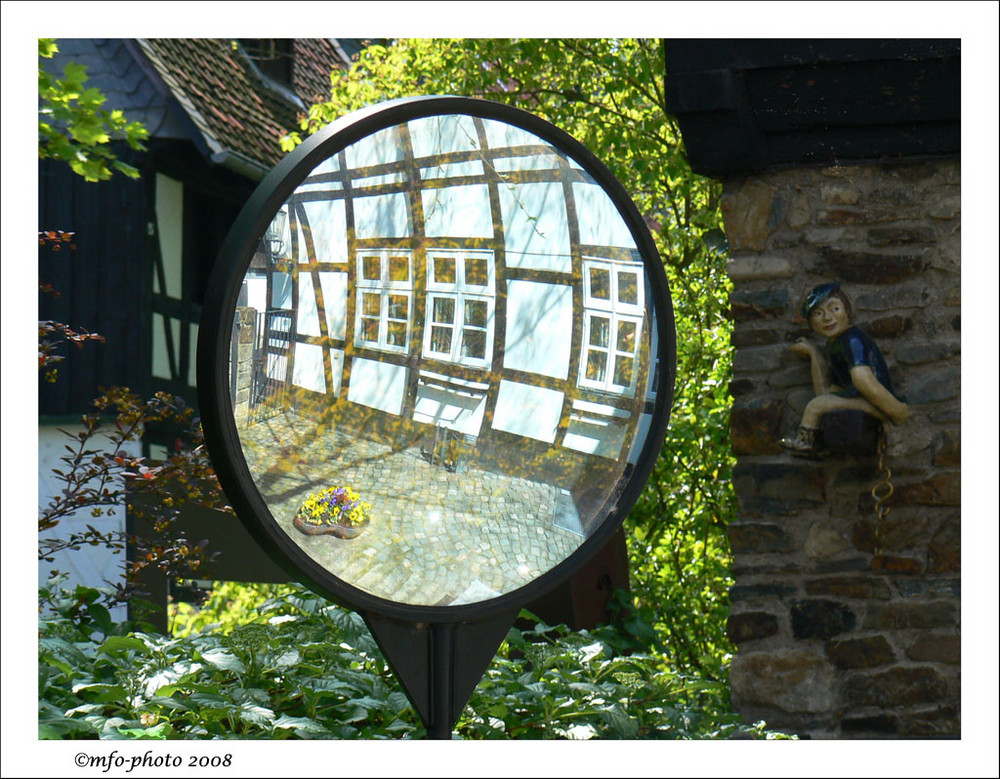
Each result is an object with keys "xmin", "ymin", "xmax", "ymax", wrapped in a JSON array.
[
  {"xmin": 803, "ymin": 523, "xmax": 851, "ymax": 559},
  {"xmin": 898, "ymin": 367, "xmax": 961, "ymax": 405},
  {"xmin": 840, "ymin": 714, "xmax": 898, "ymax": 734},
  {"xmin": 786, "ymin": 192, "xmax": 812, "ymax": 228},
  {"xmin": 931, "ymin": 430, "xmax": 960, "ymax": 467},
  {"xmin": 768, "ymin": 367, "xmax": 812, "ymax": 390},
  {"xmin": 817, "ymin": 207, "xmax": 904, "ymax": 225},
  {"xmin": 805, "ymin": 577, "xmax": 891, "ymax": 600},
  {"xmin": 730, "ymin": 522, "xmax": 794, "ymax": 554},
  {"xmin": 730, "ymin": 288, "xmax": 789, "ymax": 322},
  {"xmin": 727, "ymin": 254, "xmax": 796, "ymax": 281},
  {"xmin": 819, "ymin": 183, "xmax": 860, "ymax": 206},
  {"xmin": 863, "ymin": 601, "xmax": 956, "ymax": 630},
  {"xmin": 730, "ymin": 649, "xmax": 836, "ymax": 713},
  {"xmin": 898, "ymin": 706, "xmax": 960, "ymax": 737},
  {"xmin": 928, "ymin": 404, "xmax": 960, "ymax": 424},
  {"xmin": 756, "ymin": 463, "xmax": 826, "ymax": 503},
  {"xmin": 729, "ymin": 378, "xmax": 756, "ymax": 397},
  {"xmin": 865, "ymin": 315, "xmax": 913, "ymax": 338},
  {"xmin": 894, "ymin": 340, "xmax": 960, "ymax": 365},
  {"xmin": 870, "ymin": 555, "xmax": 924, "ymax": 575},
  {"xmin": 790, "ymin": 600, "xmax": 856, "ymax": 640},
  {"xmin": 730, "ymin": 399, "xmax": 784, "ymax": 455},
  {"xmin": 720, "ymin": 182, "xmax": 777, "ymax": 252},
  {"xmin": 732, "ymin": 344, "xmax": 785, "ymax": 373},
  {"xmin": 825, "ymin": 636, "xmax": 896, "ymax": 669},
  {"xmin": 845, "ymin": 667, "xmax": 948, "ymax": 708},
  {"xmin": 895, "ymin": 579, "xmax": 960, "ymax": 599},
  {"xmin": 817, "ymin": 246, "xmax": 926, "ymax": 284},
  {"xmin": 727, "ymin": 611, "xmax": 779, "ymax": 643},
  {"xmin": 927, "ymin": 196, "xmax": 960, "ymax": 220},
  {"xmin": 812, "ymin": 557, "xmax": 871, "ymax": 574},
  {"xmin": 852, "ymin": 515, "xmax": 931, "ymax": 554},
  {"xmin": 730, "ymin": 582, "xmax": 798, "ymax": 602},
  {"xmin": 731, "ymin": 327, "xmax": 782, "ymax": 347},
  {"xmin": 892, "ymin": 473, "xmax": 961, "ymax": 507},
  {"xmin": 866, "ymin": 226, "xmax": 936, "ymax": 246},
  {"xmin": 927, "ymin": 518, "xmax": 960, "ymax": 573},
  {"xmin": 906, "ymin": 634, "xmax": 960, "ymax": 664},
  {"xmin": 854, "ymin": 286, "xmax": 930, "ymax": 312}
]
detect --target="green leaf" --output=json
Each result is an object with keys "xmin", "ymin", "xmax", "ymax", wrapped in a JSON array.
[{"xmin": 198, "ymin": 647, "xmax": 246, "ymax": 673}]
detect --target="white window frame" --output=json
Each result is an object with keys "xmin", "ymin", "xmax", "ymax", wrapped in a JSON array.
[
  {"xmin": 354, "ymin": 249, "xmax": 413, "ymax": 353},
  {"xmin": 578, "ymin": 257, "xmax": 644, "ymax": 396},
  {"xmin": 422, "ymin": 249, "xmax": 496, "ymax": 369}
]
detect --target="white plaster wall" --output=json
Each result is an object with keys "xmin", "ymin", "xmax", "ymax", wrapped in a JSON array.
[
  {"xmin": 422, "ymin": 184, "xmax": 494, "ymax": 238},
  {"xmin": 500, "ymin": 182, "xmax": 572, "ymax": 272},
  {"xmin": 299, "ymin": 199, "xmax": 348, "ymax": 264},
  {"xmin": 492, "ymin": 380, "xmax": 563, "ymax": 443},
  {"xmin": 572, "ymin": 181, "xmax": 636, "ymax": 248},
  {"xmin": 291, "ymin": 342, "xmax": 326, "ymax": 393},
  {"xmin": 354, "ymin": 192, "xmax": 412, "ymax": 239},
  {"xmin": 347, "ymin": 357, "xmax": 407, "ymax": 415},
  {"xmin": 503, "ymin": 280, "xmax": 573, "ymax": 379}
]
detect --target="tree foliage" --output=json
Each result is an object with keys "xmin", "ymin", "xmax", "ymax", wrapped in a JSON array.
[
  {"xmin": 286, "ymin": 38, "xmax": 737, "ymax": 678},
  {"xmin": 38, "ymin": 38, "xmax": 148, "ymax": 182}
]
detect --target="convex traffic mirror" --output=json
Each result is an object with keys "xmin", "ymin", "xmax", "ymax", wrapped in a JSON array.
[{"xmin": 199, "ymin": 96, "xmax": 676, "ymax": 625}]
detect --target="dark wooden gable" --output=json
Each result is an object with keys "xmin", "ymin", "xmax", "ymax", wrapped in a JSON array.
[{"xmin": 663, "ymin": 39, "xmax": 960, "ymax": 177}]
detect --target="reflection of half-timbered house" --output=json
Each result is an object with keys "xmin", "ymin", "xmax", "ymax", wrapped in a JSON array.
[
  {"xmin": 238, "ymin": 115, "xmax": 660, "ymax": 533},
  {"xmin": 38, "ymin": 38, "xmax": 363, "ymax": 602}
]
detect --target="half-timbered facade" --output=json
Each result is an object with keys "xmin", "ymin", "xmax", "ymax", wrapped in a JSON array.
[{"xmin": 236, "ymin": 115, "xmax": 661, "ymax": 516}]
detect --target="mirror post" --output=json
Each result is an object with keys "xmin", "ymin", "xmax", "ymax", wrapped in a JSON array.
[{"xmin": 428, "ymin": 622, "xmax": 455, "ymax": 739}]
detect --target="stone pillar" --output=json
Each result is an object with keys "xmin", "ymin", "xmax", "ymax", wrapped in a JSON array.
[
  {"xmin": 722, "ymin": 160, "xmax": 960, "ymax": 738},
  {"xmin": 232, "ymin": 306, "xmax": 257, "ymax": 426}
]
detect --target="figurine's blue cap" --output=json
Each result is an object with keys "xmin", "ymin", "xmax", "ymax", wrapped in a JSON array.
[{"xmin": 802, "ymin": 283, "xmax": 840, "ymax": 318}]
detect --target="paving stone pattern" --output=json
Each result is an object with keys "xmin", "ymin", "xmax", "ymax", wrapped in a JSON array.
[{"xmin": 237, "ymin": 411, "xmax": 585, "ymax": 606}]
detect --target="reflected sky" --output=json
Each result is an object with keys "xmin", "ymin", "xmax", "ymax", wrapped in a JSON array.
[{"xmin": 229, "ymin": 114, "xmax": 660, "ymax": 606}]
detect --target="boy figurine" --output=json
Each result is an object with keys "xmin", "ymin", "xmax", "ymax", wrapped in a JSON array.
[{"xmin": 780, "ymin": 283, "xmax": 909, "ymax": 455}]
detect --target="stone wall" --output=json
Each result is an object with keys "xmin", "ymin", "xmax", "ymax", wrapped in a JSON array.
[
  {"xmin": 721, "ymin": 160, "xmax": 960, "ymax": 738},
  {"xmin": 232, "ymin": 306, "xmax": 256, "ymax": 426}
]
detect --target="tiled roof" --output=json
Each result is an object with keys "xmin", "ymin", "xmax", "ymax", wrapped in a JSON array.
[{"xmin": 136, "ymin": 38, "xmax": 359, "ymax": 173}]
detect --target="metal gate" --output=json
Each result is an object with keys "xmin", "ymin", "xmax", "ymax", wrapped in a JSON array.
[{"xmin": 248, "ymin": 309, "xmax": 292, "ymax": 425}]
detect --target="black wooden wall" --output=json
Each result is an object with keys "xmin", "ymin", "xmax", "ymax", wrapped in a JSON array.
[{"xmin": 38, "ymin": 153, "xmax": 148, "ymax": 418}]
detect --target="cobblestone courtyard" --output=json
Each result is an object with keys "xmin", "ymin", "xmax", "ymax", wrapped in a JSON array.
[{"xmin": 237, "ymin": 410, "xmax": 585, "ymax": 606}]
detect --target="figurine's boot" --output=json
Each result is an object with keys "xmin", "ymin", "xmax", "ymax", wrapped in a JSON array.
[{"xmin": 780, "ymin": 425, "xmax": 822, "ymax": 455}]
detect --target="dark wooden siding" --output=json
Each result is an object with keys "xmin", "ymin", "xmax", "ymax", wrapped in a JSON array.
[
  {"xmin": 38, "ymin": 153, "xmax": 148, "ymax": 418},
  {"xmin": 663, "ymin": 39, "xmax": 960, "ymax": 177}
]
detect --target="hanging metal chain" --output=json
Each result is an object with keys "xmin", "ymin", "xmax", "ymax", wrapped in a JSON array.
[{"xmin": 870, "ymin": 428, "xmax": 894, "ymax": 558}]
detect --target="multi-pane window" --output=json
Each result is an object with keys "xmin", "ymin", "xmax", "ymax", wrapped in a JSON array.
[
  {"xmin": 423, "ymin": 249, "xmax": 495, "ymax": 369},
  {"xmin": 355, "ymin": 249, "xmax": 413, "ymax": 353},
  {"xmin": 578, "ymin": 258, "xmax": 644, "ymax": 395}
]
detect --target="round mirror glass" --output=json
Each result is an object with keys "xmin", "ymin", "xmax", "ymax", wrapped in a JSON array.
[{"xmin": 208, "ymin": 100, "xmax": 673, "ymax": 612}]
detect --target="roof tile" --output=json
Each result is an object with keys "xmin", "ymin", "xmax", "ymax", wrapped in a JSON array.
[{"xmin": 138, "ymin": 38, "xmax": 357, "ymax": 171}]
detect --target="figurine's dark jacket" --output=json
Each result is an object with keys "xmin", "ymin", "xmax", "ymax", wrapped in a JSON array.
[{"xmin": 827, "ymin": 326, "xmax": 901, "ymax": 399}]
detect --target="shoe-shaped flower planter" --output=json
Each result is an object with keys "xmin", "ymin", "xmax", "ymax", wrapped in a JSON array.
[{"xmin": 292, "ymin": 514, "xmax": 369, "ymax": 539}]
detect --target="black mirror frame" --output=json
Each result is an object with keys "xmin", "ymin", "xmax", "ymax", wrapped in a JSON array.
[{"xmin": 197, "ymin": 95, "xmax": 676, "ymax": 624}]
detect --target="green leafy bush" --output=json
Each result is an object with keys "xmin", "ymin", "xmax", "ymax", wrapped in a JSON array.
[{"xmin": 40, "ymin": 578, "xmax": 786, "ymax": 740}]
